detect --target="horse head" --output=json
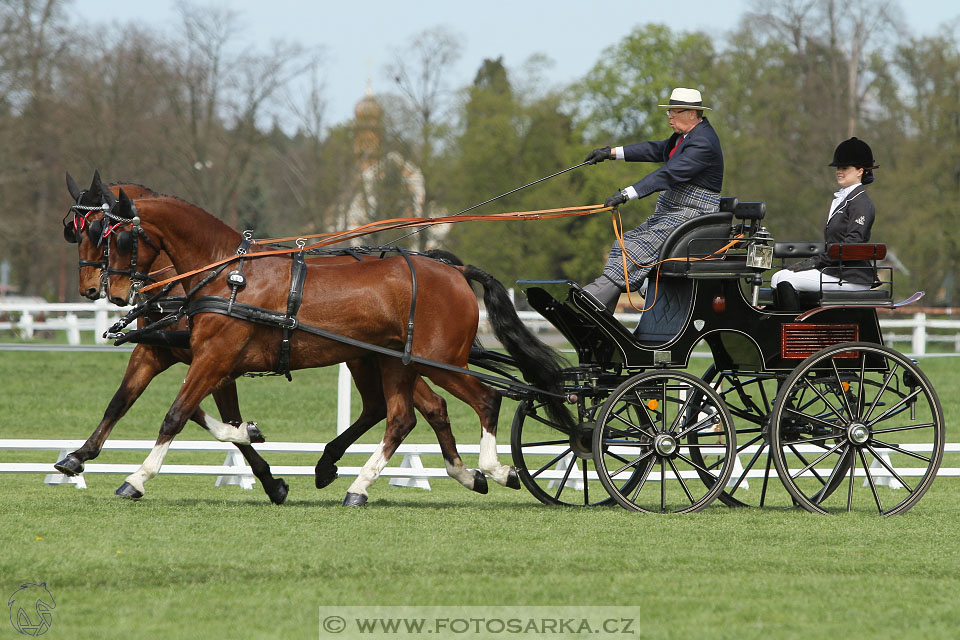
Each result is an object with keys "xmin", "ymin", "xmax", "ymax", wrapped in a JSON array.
[
  {"xmin": 63, "ymin": 171, "xmax": 112, "ymax": 299},
  {"xmin": 103, "ymin": 189, "xmax": 164, "ymax": 306},
  {"xmin": 63, "ymin": 172, "xmax": 161, "ymax": 300}
]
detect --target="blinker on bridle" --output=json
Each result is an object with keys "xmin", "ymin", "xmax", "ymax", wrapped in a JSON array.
[{"xmin": 100, "ymin": 198, "xmax": 162, "ymax": 303}]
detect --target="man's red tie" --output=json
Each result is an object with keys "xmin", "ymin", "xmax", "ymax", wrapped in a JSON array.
[{"xmin": 669, "ymin": 135, "xmax": 684, "ymax": 159}]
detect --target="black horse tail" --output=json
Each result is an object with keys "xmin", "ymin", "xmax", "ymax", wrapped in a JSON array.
[{"xmin": 462, "ymin": 265, "xmax": 572, "ymax": 428}]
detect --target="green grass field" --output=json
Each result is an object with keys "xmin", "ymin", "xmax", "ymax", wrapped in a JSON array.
[{"xmin": 1, "ymin": 351, "xmax": 958, "ymax": 639}]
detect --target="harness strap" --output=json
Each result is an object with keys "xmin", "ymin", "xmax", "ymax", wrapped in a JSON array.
[
  {"xmin": 184, "ymin": 296, "xmax": 562, "ymax": 398},
  {"xmin": 397, "ymin": 248, "xmax": 417, "ymax": 365},
  {"xmin": 275, "ymin": 252, "xmax": 307, "ymax": 380}
]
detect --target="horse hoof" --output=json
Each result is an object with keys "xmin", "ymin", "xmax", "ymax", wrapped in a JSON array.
[
  {"xmin": 315, "ymin": 460, "xmax": 338, "ymax": 489},
  {"xmin": 115, "ymin": 482, "xmax": 143, "ymax": 501},
  {"xmin": 245, "ymin": 422, "xmax": 265, "ymax": 444},
  {"xmin": 54, "ymin": 455, "xmax": 84, "ymax": 476},
  {"xmin": 506, "ymin": 466, "xmax": 521, "ymax": 490},
  {"xmin": 342, "ymin": 492, "xmax": 367, "ymax": 507},
  {"xmin": 472, "ymin": 470, "xmax": 488, "ymax": 495},
  {"xmin": 268, "ymin": 479, "xmax": 289, "ymax": 505}
]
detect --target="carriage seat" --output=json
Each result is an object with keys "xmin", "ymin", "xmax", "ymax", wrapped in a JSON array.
[
  {"xmin": 656, "ymin": 212, "xmax": 736, "ymax": 276},
  {"xmin": 772, "ymin": 242, "xmax": 893, "ymax": 308}
]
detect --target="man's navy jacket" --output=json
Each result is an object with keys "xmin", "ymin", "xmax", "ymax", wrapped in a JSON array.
[{"xmin": 621, "ymin": 117, "xmax": 724, "ymax": 199}]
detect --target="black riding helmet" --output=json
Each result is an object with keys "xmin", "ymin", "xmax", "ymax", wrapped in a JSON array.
[
  {"xmin": 829, "ymin": 137, "xmax": 878, "ymax": 184},
  {"xmin": 829, "ymin": 137, "xmax": 878, "ymax": 168}
]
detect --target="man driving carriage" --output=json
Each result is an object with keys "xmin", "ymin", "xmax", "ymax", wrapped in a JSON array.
[{"xmin": 581, "ymin": 87, "xmax": 724, "ymax": 312}]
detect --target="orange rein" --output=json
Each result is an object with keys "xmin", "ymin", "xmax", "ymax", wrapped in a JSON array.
[{"xmin": 138, "ymin": 204, "xmax": 611, "ymax": 294}]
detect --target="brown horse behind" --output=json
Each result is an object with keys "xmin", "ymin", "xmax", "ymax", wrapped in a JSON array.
[{"xmin": 60, "ymin": 173, "xmax": 478, "ymax": 505}]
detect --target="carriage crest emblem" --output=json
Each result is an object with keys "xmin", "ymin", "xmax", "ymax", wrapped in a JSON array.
[
  {"xmin": 694, "ymin": 319, "xmax": 705, "ymax": 331},
  {"xmin": 8, "ymin": 582, "xmax": 55, "ymax": 636}
]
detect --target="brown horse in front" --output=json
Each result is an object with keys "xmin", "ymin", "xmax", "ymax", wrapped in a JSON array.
[
  {"xmin": 101, "ymin": 190, "xmax": 567, "ymax": 505},
  {"xmin": 60, "ymin": 173, "xmax": 479, "ymax": 504}
]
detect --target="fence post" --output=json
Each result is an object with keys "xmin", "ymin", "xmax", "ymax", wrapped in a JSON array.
[
  {"xmin": 337, "ymin": 362, "xmax": 352, "ymax": 434},
  {"xmin": 18, "ymin": 310, "xmax": 34, "ymax": 339},
  {"xmin": 911, "ymin": 312, "xmax": 926, "ymax": 356},
  {"xmin": 65, "ymin": 313, "xmax": 81, "ymax": 346},
  {"xmin": 93, "ymin": 298, "xmax": 110, "ymax": 344}
]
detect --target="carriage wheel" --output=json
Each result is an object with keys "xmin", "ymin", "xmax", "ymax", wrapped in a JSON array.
[
  {"xmin": 689, "ymin": 366, "xmax": 795, "ymax": 508},
  {"xmin": 592, "ymin": 370, "xmax": 736, "ymax": 513},
  {"xmin": 769, "ymin": 342, "xmax": 944, "ymax": 515},
  {"xmin": 511, "ymin": 396, "xmax": 617, "ymax": 506}
]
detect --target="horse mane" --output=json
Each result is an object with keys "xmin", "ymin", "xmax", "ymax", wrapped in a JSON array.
[{"xmin": 107, "ymin": 181, "xmax": 159, "ymax": 197}]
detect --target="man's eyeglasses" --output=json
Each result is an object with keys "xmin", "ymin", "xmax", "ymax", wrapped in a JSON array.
[{"xmin": 665, "ymin": 108, "xmax": 691, "ymax": 117}]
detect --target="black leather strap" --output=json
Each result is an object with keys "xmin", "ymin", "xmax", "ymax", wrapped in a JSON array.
[{"xmin": 275, "ymin": 252, "xmax": 307, "ymax": 380}]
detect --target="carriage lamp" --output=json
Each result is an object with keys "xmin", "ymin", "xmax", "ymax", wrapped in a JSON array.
[
  {"xmin": 746, "ymin": 227, "xmax": 774, "ymax": 270},
  {"xmin": 746, "ymin": 227, "xmax": 774, "ymax": 306}
]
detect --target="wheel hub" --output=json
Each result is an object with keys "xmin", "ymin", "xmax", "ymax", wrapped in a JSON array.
[
  {"xmin": 847, "ymin": 422, "xmax": 870, "ymax": 445},
  {"xmin": 569, "ymin": 422, "xmax": 594, "ymax": 459},
  {"xmin": 654, "ymin": 433, "xmax": 678, "ymax": 456}
]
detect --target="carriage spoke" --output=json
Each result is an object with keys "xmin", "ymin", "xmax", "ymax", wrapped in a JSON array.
[
  {"xmin": 554, "ymin": 455, "xmax": 578, "ymax": 502},
  {"xmin": 582, "ymin": 463, "xmax": 590, "ymax": 506},
  {"xmin": 629, "ymin": 461, "xmax": 654, "ymax": 502},
  {"xmin": 729, "ymin": 440, "xmax": 767, "ymax": 492},
  {"xmin": 759, "ymin": 449, "xmax": 774, "ymax": 507},
  {"xmin": 831, "ymin": 360, "xmax": 855, "ymax": 419},
  {"xmin": 858, "ymin": 448, "xmax": 883, "ymax": 514},
  {"xmin": 609, "ymin": 411, "xmax": 656, "ymax": 439},
  {"xmin": 660, "ymin": 459, "xmax": 666, "ymax": 513},
  {"xmin": 865, "ymin": 444, "xmax": 916, "ymax": 494},
  {"xmin": 870, "ymin": 422, "xmax": 936, "ymax": 435},
  {"xmin": 864, "ymin": 363, "xmax": 899, "ymax": 423},
  {"xmin": 796, "ymin": 377, "xmax": 847, "ymax": 423},
  {"xmin": 608, "ymin": 448, "xmax": 655, "ymax": 478},
  {"xmin": 870, "ymin": 439, "xmax": 931, "ymax": 463},
  {"xmin": 865, "ymin": 388, "xmax": 923, "ymax": 428},
  {"xmin": 521, "ymin": 438, "xmax": 570, "ymax": 448},
  {"xmin": 787, "ymin": 444, "xmax": 830, "ymax": 487},
  {"xmin": 845, "ymin": 449, "xmax": 858, "ymax": 511},
  {"xmin": 675, "ymin": 451, "xmax": 716, "ymax": 480},
  {"xmin": 813, "ymin": 447, "xmax": 850, "ymax": 506},
  {"xmin": 788, "ymin": 440, "xmax": 846, "ymax": 481},
  {"xmin": 668, "ymin": 458, "xmax": 696, "ymax": 505},
  {"xmin": 530, "ymin": 448, "xmax": 574, "ymax": 479}
]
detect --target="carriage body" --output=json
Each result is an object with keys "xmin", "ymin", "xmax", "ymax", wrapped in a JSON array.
[{"xmin": 509, "ymin": 203, "xmax": 944, "ymax": 515}]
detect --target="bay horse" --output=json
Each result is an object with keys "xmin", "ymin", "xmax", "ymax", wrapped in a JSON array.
[
  {"xmin": 61, "ymin": 172, "xmax": 289, "ymax": 504},
  {"xmin": 61, "ymin": 173, "xmax": 476, "ymax": 503},
  {"xmin": 101, "ymin": 189, "xmax": 568, "ymax": 505}
]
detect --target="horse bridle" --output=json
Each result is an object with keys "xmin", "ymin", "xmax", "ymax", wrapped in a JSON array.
[
  {"xmin": 100, "ymin": 200, "xmax": 162, "ymax": 303},
  {"xmin": 63, "ymin": 190, "xmax": 160, "ymax": 302},
  {"xmin": 63, "ymin": 191, "xmax": 112, "ymax": 296}
]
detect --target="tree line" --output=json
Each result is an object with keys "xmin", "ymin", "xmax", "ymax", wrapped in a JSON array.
[{"xmin": 2, "ymin": 0, "xmax": 958, "ymax": 303}]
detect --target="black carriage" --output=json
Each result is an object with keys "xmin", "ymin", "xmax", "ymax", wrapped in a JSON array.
[{"xmin": 500, "ymin": 198, "xmax": 945, "ymax": 515}]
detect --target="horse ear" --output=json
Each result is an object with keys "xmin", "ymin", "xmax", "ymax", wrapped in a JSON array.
[
  {"xmin": 117, "ymin": 188, "xmax": 133, "ymax": 214},
  {"xmin": 89, "ymin": 170, "xmax": 102, "ymax": 192},
  {"xmin": 101, "ymin": 183, "xmax": 118, "ymax": 208},
  {"xmin": 66, "ymin": 173, "xmax": 82, "ymax": 201}
]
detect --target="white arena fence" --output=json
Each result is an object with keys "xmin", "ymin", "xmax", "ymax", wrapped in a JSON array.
[
  {"xmin": 2, "ymin": 299, "xmax": 960, "ymax": 356},
  {"xmin": 1, "ymin": 439, "xmax": 957, "ymax": 493}
]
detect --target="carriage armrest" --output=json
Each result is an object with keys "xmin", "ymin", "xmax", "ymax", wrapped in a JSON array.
[
  {"xmin": 827, "ymin": 243, "xmax": 887, "ymax": 261},
  {"xmin": 773, "ymin": 242, "xmax": 826, "ymax": 259}
]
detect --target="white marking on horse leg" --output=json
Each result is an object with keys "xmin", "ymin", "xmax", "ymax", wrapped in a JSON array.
[
  {"xmin": 478, "ymin": 430, "xmax": 512, "ymax": 485},
  {"xmin": 444, "ymin": 458, "xmax": 476, "ymax": 489},
  {"xmin": 198, "ymin": 414, "xmax": 252, "ymax": 445},
  {"xmin": 346, "ymin": 440, "xmax": 389, "ymax": 497},
  {"xmin": 123, "ymin": 440, "xmax": 172, "ymax": 494}
]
